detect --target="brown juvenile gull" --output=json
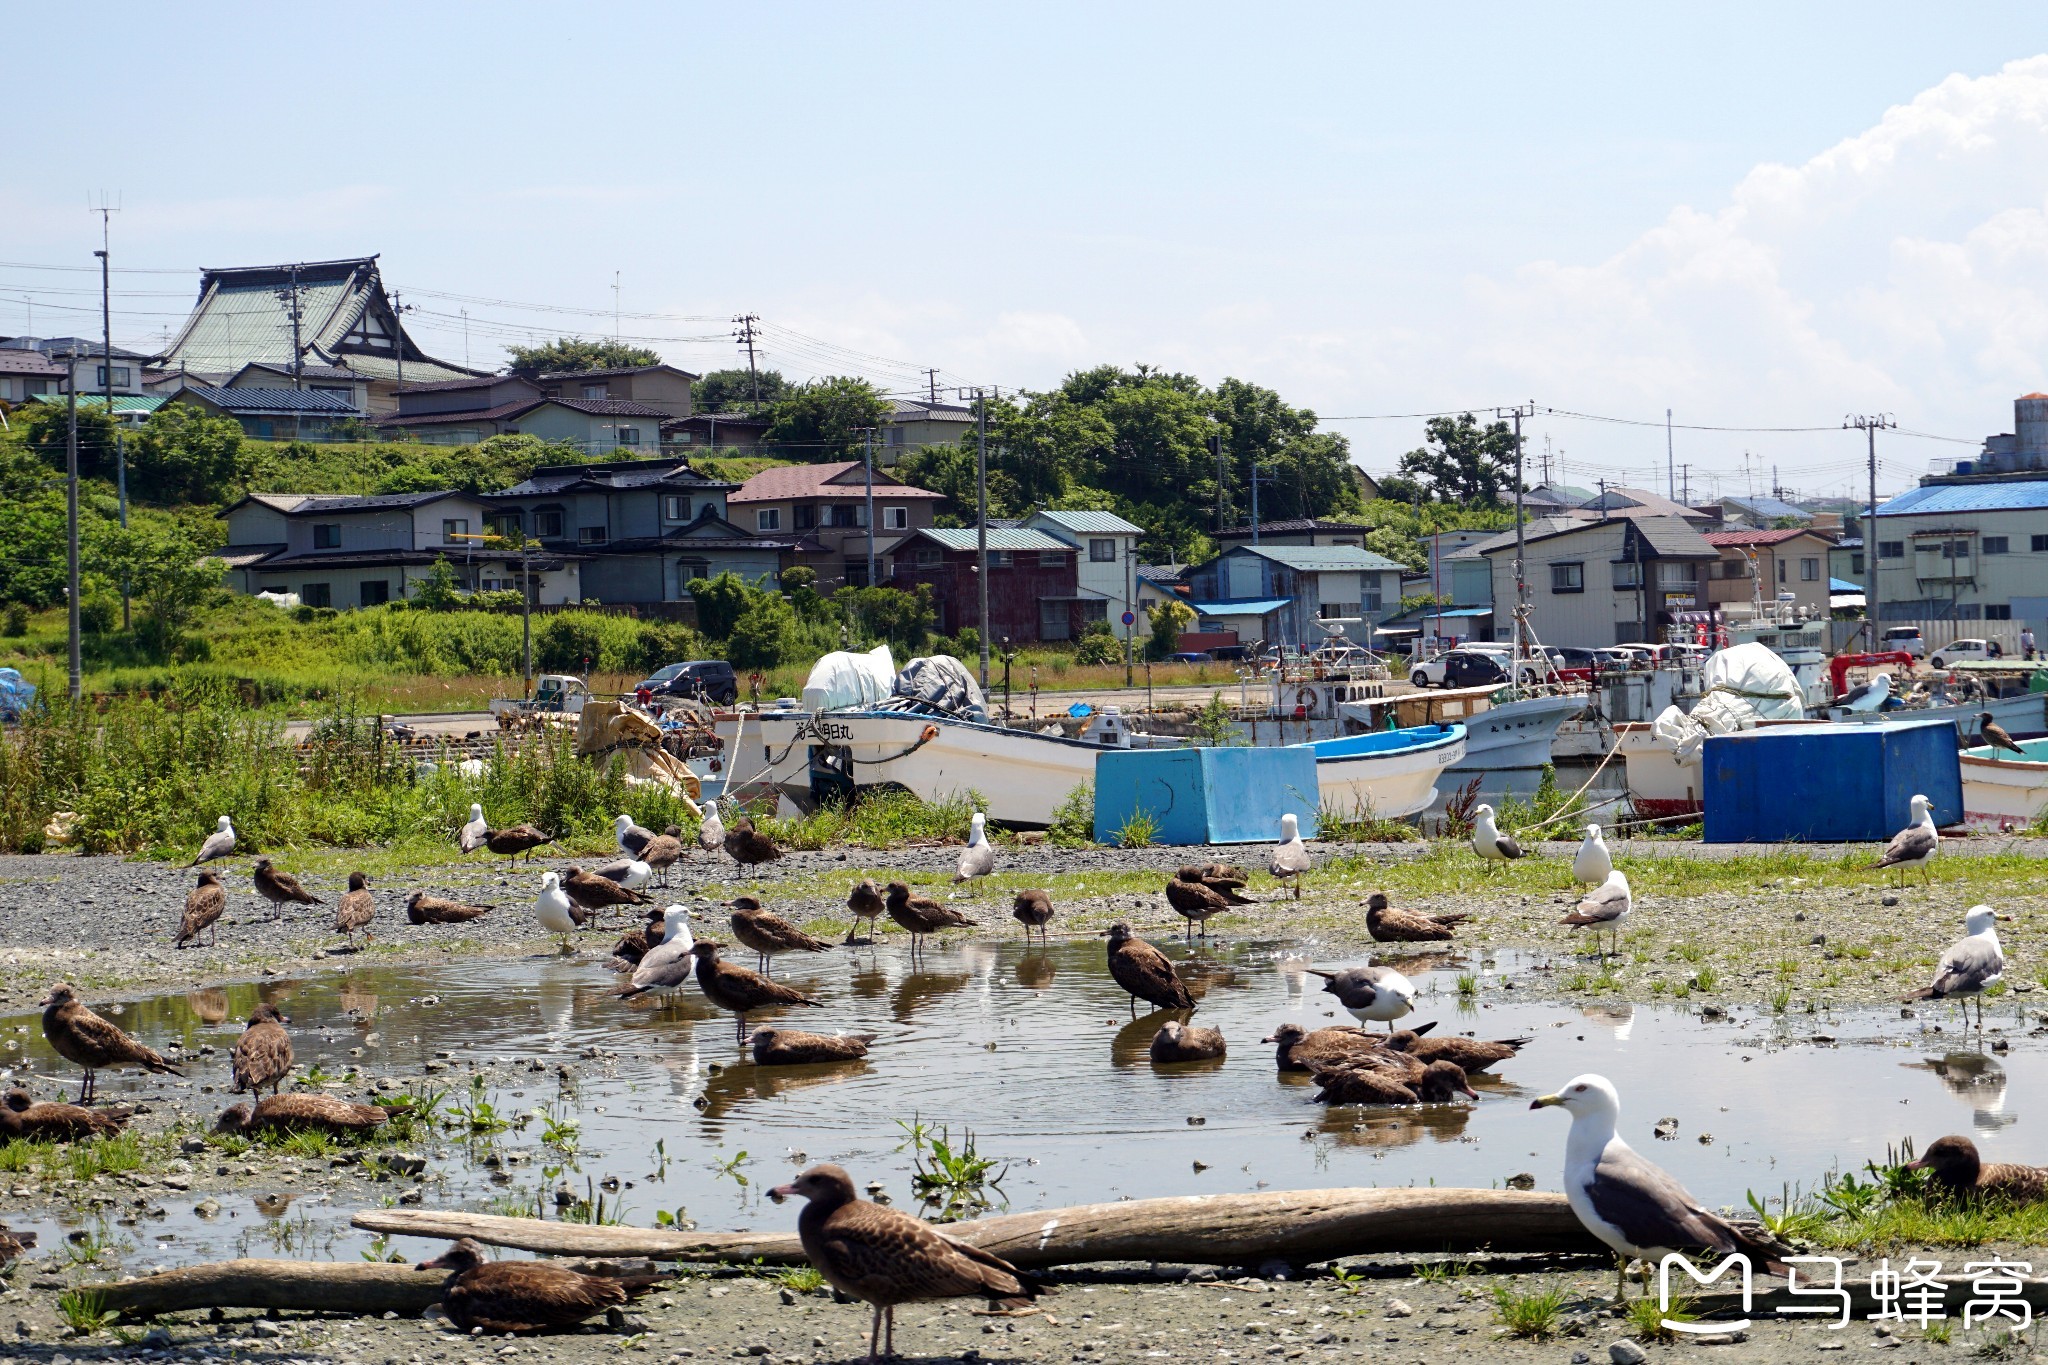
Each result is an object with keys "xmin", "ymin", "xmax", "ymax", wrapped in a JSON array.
[
  {"xmin": 641, "ymin": 825, "xmax": 685, "ymax": 887},
  {"xmin": 605, "ymin": 906, "xmax": 670, "ymax": 972},
  {"xmin": 485, "ymin": 823, "xmax": 554, "ymax": 863},
  {"xmin": 749, "ymin": 1027, "xmax": 876, "ymax": 1066},
  {"xmin": 334, "ymin": 871, "xmax": 375, "ymax": 946},
  {"xmin": 1268, "ymin": 812, "xmax": 1312, "ymax": 898},
  {"xmin": 1559, "ymin": 869, "xmax": 1633, "ymax": 958},
  {"xmin": 724, "ymin": 812, "xmax": 783, "ymax": 869},
  {"xmin": 1183, "ymin": 863, "xmax": 1256, "ymax": 904},
  {"xmin": 1901, "ymin": 904, "xmax": 2009, "ymax": 1029},
  {"xmin": 39, "ymin": 983, "xmax": 183, "ymax": 1102},
  {"xmin": 1533, "ymin": 1074, "xmax": 1794, "ymax": 1302},
  {"xmin": 1385, "ymin": 1027, "xmax": 1530, "ymax": 1074},
  {"xmin": 457, "ymin": 802, "xmax": 489, "ymax": 854},
  {"xmin": 186, "ymin": 815, "xmax": 236, "ymax": 867},
  {"xmin": 616, "ymin": 905, "xmax": 696, "ymax": 1001},
  {"xmin": 406, "ymin": 890, "xmax": 494, "ymax": 924},
  {"xmin": 1979, "ymin": 711, "xmax": 2028, "ymax": 757},
  {"xmin": 885, "ymin": 881, "xmax": 974, "ymax": 955},
  {"xmin": 728, "ymin": 895, "xmax": 832, "ymax": 975},
  {"xmin": 1164, "ymin": 875, "xmax": 1232, "ymax": 939},
  {"xmin": 229, "ymin": 1003, "xmax": 294, "ymax": 1099},
  {"xmin": 1311, "ymin": 1057, "xmax": 1476, "ymax": 1106},
  {"xmin": 1306, "ymin": 962, "xmax": 1416, "ymax": 1030},
  {"xmin": 214, "ymin": 1093, "xmax": 389, "ymax": 1137},
  {"xmin": 689, "ymin": 940, "xmax": 825, "ymax": 1041},
  {"xmin": 175, "ymin": 870, "xmax": 228, "ymax": 949},
  {"xmin": 1011, "ymin": 889, "xmax": 1055, "ymax": 942},
  {"xmin": 252, "ymin": 858, "xmax": 321, "ymax": 921},
  {"xmin": 1471, "ymin": 803, "xmax": 1522, "ymax": 870},
  {"xmin": 562, "ymin": 864, "xmax": 653, "ymax": 923},
  {"xmin": 952, "ymin": 810, "xmax": 996, "ymax": 885},
  {"xmin": 1104, "ymin": 922, "xmax": 1195, "ymax": 1016},
  {"xmin": 1905, "ymin": 1134, "xmax": 2048, "ymax": 1203},
  {"xmin": 0, "ymin": 1223, "xmax": 36, "ymax": 1267},
  {"xmin": 1149, "ymin": 1019, "xmax": 1227, "ymax": 1063},
  {"xmin": 1868, "ymin": 793, "xmax": 1939, "ymax": 889},
  {"xmin": 1366, "ymin": 891, "xmax": 1470, "ymax": 943},
  {"xmin": 1261, "ymin": 1021, "xmax": 1434, "ymax": 1074},
  {"xmin": 846, "ymin": 878, "xmax": 887, "ymax": 945},
  {"xmin": 417, "ymin": 1237, "xmax": 664, "ymax": 1336},
  {"xmin": 1, "ymin": 1087, "xmax": 132, "ymax": 1140},
  {"xmin": 769, "ymin": 1163, "xmax": 1050, "ymax": 1363}
]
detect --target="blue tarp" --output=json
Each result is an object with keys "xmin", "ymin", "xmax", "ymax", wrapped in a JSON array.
[
  {"xmin": 0, "ymin": 668, "xmax": 36, "ymax": 720},
  {"xmin": 1188, "ymin": 598, "xmax": 1293, "ymax": 617},
  {"xmin": 1829, "ymin": 577, "xmax": 1863, "ymax": 593}
]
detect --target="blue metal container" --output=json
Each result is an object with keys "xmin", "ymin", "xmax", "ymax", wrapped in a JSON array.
[
  {"xmin": 1094, "ymin": 747, "xmax": 1320, "ymax": 846},
  {"xmin": 1701, "ymin": 719, "xmax": 1963, "ymax": 843}
]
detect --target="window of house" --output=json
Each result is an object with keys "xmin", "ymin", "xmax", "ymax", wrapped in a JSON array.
[
  {"xmin": 2033, "ymin": 535, "xmax": 2048, "ymax": 552},
  {"xmin": 1550, "ymin": 562, "xmax": 1584, "ymax": 593},
  {"xmin": 617, "ymin": 427, "xmax": 641, "ymax": 446},
  {"xmin": 1801, "ymin": 557, "xmax": 1819, "ymax": 581},
  {"xmin": 96, "ymin": 365, "xmax": 130, "ymax": 387},
  {"xmin": 1777, "ymin": 559, "xmax": 1788, "ymax": 582},
  {"xmin": 581, "ymin": 383, "xmax": 608, "ymax": 399},
  {"xmin": 1983, "ymin": 536, "xmax": 2009, "ymax": 554},
  {"xmin": 1719, "ymin": 559, "xmax": 1748, "ymax": 579},
  {"xmin": 312, "ymin": 523, "xmax": 341, "ymax": 549},
  {"xmin": 1039, "ymin": 551, "xmax": 1065, "ymax": 568},
  {"xmin": 844, "ymin": 563, "xmax": 870, "ymax": 588},
  {"xmin": 662, "ymin": 495, "xmax": 691, "ymax": 522},
  {"xmin": 882, "ymin": 506, "xmax": 908, "ymax": 530},
  {"xmin": 489, "ymin": 511, "xmax": 521, "ymax": 537},
  {"xmin": 578, "ymin": 526, "xmax": 608, "ymax": 546},
  {"xmin": 914, "ymin": 547, "xmax": 942, "ymax": 568},
  {"xmin": 989, "ymin": 550, "xmax": 1014, "ymax": 568},
  {"xmin": 1038, "ymin": 598, "xmax": 1071, "ymax": 642},
  {"xmin": 1613, "ymin": 561, "xmax": 1642, "ymax": 590},
  {"xmin": 1363, "ymin": 589, "xmax": 1383, "ymax": 612},
  {"xmin": 1986, "ymin": 604, "xmax": 2013, "ymax": 620},
  {"xmin": 301, "ymin": 583, "xmax": 331, "ymax": 608},
  {"xmin": 1319, "ymin": 602, "xmax": 1361, "ymax": 619},
  {"xmin": 442, "ymin": 518, "xmax": 469, "ymax": 543},
  {"xmin": 359, "ymin": 580, "xmax": 390, "ymax": 607},
  {"xmin": 1879, "ymin": 540, "xmax": 1905, "ymax": 558},
  {"xmin": 1851, "ymin": 553, "xmax": 1865, "ymax": 574},
  {"xmin": 675, "ymin": 560, "xmax": 709, "ymax": 592},
  {"xmin": 793, "ymin": 504, "xmax": 816, "ymax": 530},
  {"xmin": 829, "ymin": 505, "xmax": 861, "ymax": 528},
  {"xmin": 533, "ymin": 508, "xmax": 564, "ymax": 539},
  {"xmin": 756, "ymin": 509, "xmax": 781, "ymax": 532},
  {"xmin": 1945, "ymin": 539, "xmax": 1970, "ymax": 559},
  {"xmin": 1658, "ymin": 561, "xmax": 1695, "ymax": 586},
  {"xmin": 1089, "ymin": 538, "xmax": 1116, "ymax": 562}
]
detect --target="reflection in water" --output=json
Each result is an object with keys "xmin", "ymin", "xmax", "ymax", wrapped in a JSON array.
[
  {"xmin": 891, "ymin": 966, "xmax": 972, "ymax": 1022},
  {"xmin": 1313, "ymin": 1098, "xmax": 1473, "ymax": 1149},
  {"xmin": 1579, "ymin": 1004, "xmax": 1637, "ymax": 1042},
  {"xmin": 692, "ymin": 1059, "xmax": 870, "ymax": 1119},
  {"xmin": 1015, "ymin": 955, "xmax": 1056, "ymax": 991},
  {"xmin": 185, "ymin": 988, "xmax": 228, "ymax": 1026},
  {"xmin": 1904, "ymin": 1052, "xmax": 2016, "ymax": 1131}
]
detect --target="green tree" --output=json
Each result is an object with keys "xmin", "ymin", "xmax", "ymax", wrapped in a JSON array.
[
  {"xmin": 1145, "ymin": 598, "xmax": 1195, "ymax": 660},
  {"xmin": 505, "ymin": 337, "xmax": 661, "ymax": 379},
  {"xmin": 133, "ymin": 403, "xmax": 251, "ymax": 503},
  {"xmin": 764, "ymin": 377, "xmax": 891, "ymax": 461},
  {"xmin": 21, "ymin": 402, "xmax": 119, "ymax": 483},
  {"xmin": 1396, "ymin": 413, "xmax": 1522, "ymax": 507},
  {"xmin": 835, "ymin": 583, "xmax": 935, "ymax": 652},
  {"xmin": 686, "ymin": 571, "xmax": 762, "ymax": 639},
  {"xmin": 413, "ymin": 557, "xmax": 463, "ymax": 610},
  {"xmin": 88, "ymin": 523, "xmax": 225, "ymax": 659},
  {"xmin": 694, "ymin": 367, "xmax": 788, "ymax": 413}
]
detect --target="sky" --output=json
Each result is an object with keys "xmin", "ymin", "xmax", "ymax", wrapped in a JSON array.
[{"xmin": 8, "ymin": 4, "xmax": 2048, "ymax": 504}]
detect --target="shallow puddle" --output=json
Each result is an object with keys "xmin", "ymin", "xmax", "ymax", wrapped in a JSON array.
[{"xmin": 0, "ymin": 929, "xmax": 2036, "ymax": 1272}]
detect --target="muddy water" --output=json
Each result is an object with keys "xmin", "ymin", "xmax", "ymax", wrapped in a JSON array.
[{"xmin": 0, "ymin": 933, "xmax": 2036, "ymax": 1272}]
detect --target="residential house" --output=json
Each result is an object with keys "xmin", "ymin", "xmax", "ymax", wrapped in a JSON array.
[
  {"xmin": 662, "ymin": 411, "xmax": 770, "ymax": 454},
  {"xmin": 1379, "ymin": 529, "xmax": 1499, "ymax": 649},
  {"xmin": 216, "ymin": 491, "xmax": 581, "ymax": 608},
  {"xmin": 727, "ymin": 460, "xmax": 946, "ymax": 590},
  {"xmin": 225, "ymin": 361, "xmax": 373, "ymax": 414},
  {"xmin": 162, "ymin": 384, "xmax": 364, "ymax": 439},
  {"xmin": 1521, "ymin": 482, "xmax": 1594, "ymax": 515},
  {"xmin": 1212, "ymin": 518, "xmax": 1372, "ymax": 549},
  {"xmin": 0, "ymin": 337, "xmax": 151, "ymax": 396},
  {"xmin": 155, "ymin": 256, "xmax": 483, "ymax": 415},
  {"xmin": 1868, "ymin": 393, "xmax": 2048, "ymax": 635},
  {"xmin": 25, "ymin": 393, "xmax": 164, "ymax": 428},
  {"xmin": 1829, "ymin": 535, "xmax": 1865, "ymax": 585},
  {"xmin": 880, "ymin": 399, "xmax": 975, "ymax": 466},
  {"xmin": 1578, "ymin": 486, "xmax": 1717, "ymax": 525},
  {"xmin": 886, "ymin": 528, "xmax": 1082, "ymax": 642},
  {"xmin": 1023, "ymin": 509, "xmax": 1147, "ymax": 640},
  {"xmin": 379, "ymin": 375, "xmax": 670, "ymax": 454},
  {"xmin": 1180, "ymin": 544, "xmax": 1407, "ymax": 649},
  {"xmin": 1473, "ymin": 515, "xmax": 1718, "ymax": 648},
  {"xmin": 489, "ymin": 458, "xmax": 794, "ymax": 607},
  {"xmin": 538, "ymin": 364, "xmax": 696, "ymax": 418},
  {"xmin": 1718, "ymin": 494, "xmax": 1812, "ymax": 528},
  {"xmin": 1701, "ymin": 528, "xmax": 1837, "ymax": 621},
  {"xmin": 0, "ymin": 348, "xmax": 66, "ymax": 404}
]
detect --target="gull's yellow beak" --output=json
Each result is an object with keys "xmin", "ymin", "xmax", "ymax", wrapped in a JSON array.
[{"xmin": 1529, "ymin": 1093, "xmax": 1563, "ymax": 1110}]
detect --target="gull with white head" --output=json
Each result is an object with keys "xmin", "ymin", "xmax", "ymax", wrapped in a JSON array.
[
  {"xmin": 1903, "ymin": 905, "xmax": 2011, "ymax": 1030},
  {"xmin": 1269, "ymin": 813, "xmax": 1311, "ymax": 900},
  {"xmin": 1868, "ymin": 793, "xmax": 1938, "ymax": 890},
  {"xmin": 953, "ymin": 811, "xmax": 995, "ymax": 886},
  {"xmin": 532, "ymin": 872, "xmax": 587, "ymax": 952},
  {"xmin": 1471, "ymin": 804, "xmax": 1521, "ymax": 871},
  {"xmin": 457, "ymin": 804, "xmax": 489, "ymax": 855},
  {"xmin": 1571, "ymin": 823, "xmax": 1611, "ymax": 886}
]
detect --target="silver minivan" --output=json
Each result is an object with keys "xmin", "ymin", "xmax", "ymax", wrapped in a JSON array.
[{"xmin": 1881, "ymin": 625, "xmax": 1926, "ymax": 659}]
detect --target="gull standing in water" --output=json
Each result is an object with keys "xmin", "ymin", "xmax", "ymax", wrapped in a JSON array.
[
  {"xmin": 1571, "ymin": 823, "xmax": 1612, "ymax": 886},
  {"xmin": 953, "ymin": 812, "xmax": 996, "ymax": 886},
  {"xmin": 457, "ymin": 803, "xmax": 489, "ymax": 854},
  {"xmin": 1902, "ymin": 904, "xmax": 2010, "ymax": 1030},
  {"xmin": 1868, "ymin": 793, "xmax": 1939, "ymax": 889},
  {"xmin": 1306, "ymin": 962, "xmax": 1416, "ymax": 1030},
  {"xmin": 533, "ymin": 872, "xmax": 588, "ymax": 951},
  {"xmin": 617, "ymin": 905, "xmax": 696, "ymax": 1002},
  {"xmin": 1268, "ymin": 813, "xmax": 1311, "ymax": 899},
  {"xmin": 1471, "ymin": 804, "xmax": 1522, "ymax": 871},
  {"xmin": 1532, "ymin": 1074, "xmax": 1791, "ymax": 1301}
]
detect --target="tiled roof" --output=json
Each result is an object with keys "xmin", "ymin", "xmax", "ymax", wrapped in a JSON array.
[
  {"xmin": 1028, "ymin": 509, "xmax": 1145, "ymax": 535},
  {"xmin": 498, "ymin": 459, "xmax": 737, "ymax": 496},
  {"xmin": 35, "ymin": 337, "xmax": 152, "ymax": 361},
  {"xmin": 913, "ymin": 527, "xmax": 1073, "ymax": 553},
  {"xmin": 1720, "ymin": 494, "xmax": 1810, "ymax": 520},
  {"xmin": 1583, "ymin": 486, "xmax": 1701, "ymax": 519},
  {"xmin": 1232, "ymin": 545, "xmax": 1407, "ymax": 573},
  {"xmin": 1214, "ymin": 518, "xmax": 1369, "ymax": 538},
  {"xmin": 231, "ymin": 361, "xmax": 362, "ymax": 384},
  {"xmin": 1136, "ymin": 564, "xmax": 1184, "ymax": 584},
  {"xmin": 0, "ymin": 351, "xmax": 62, "ymax": 376},
  {"xmin": 538, "ymin": 363, "xmax": 699, "ymax": 381},
  {"xmin": 1625, "ymin": 516, "xmax": 1720, "ymax": 558},
  {"xmin": 545, "ymin": 397, "xmax": 671, "ymax": 418},
  {"xmin": 1702, "ymin": 528, "xmax": 1824, "ymax": 547},
  {"xmin": 1877, "ymin": 480, "xmax": 2048, "ymax": 516},
  {"xmin": 729, "ymin": 460, "xmax": 943, "ymax": 504},
  {"xmin": 888, "ymin": 400, "xmax": 975, "ymax": 421},
  {"xmin": 665, "ymin": 410, "xmax": 770, "ymax": 427},
  {"xmin": 176, "ymin": 385, "xmax": 360, "ymax": 415},
  {"xmin": 391, "ymin": 375, "xmax": 511, "ymax": 394},
  {"xmin": 377, "ymin": 399, "xmax": 538, "ymax": 427},
  {"xmin": 227, "ymin": 491, "xmax": 464, "ymax": 517}
]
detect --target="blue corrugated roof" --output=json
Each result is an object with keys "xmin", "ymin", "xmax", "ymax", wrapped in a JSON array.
[
  {"xmin": 1876, "ymin": 481, "xmax": 2048, "ymax": 516},
  {"xmin": 1830, "ymin": 577, "xmax": 1863, "ymax": 593},
  {"xmin": 1190, "ymin": 598, "xmax": 1293, "ymax": 616}
]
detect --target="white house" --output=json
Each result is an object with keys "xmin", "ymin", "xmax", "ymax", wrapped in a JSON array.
[{"xmin": 1023, "ymin": 509, "xmax": 1147, "ymax": 640}]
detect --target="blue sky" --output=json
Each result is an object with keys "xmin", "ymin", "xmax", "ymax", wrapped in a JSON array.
[{"xmin": 8, "ymin": 4, "xmax": 2048, "ymax": 502}]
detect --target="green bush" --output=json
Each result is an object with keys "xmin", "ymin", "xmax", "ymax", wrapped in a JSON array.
[
  {"xmin": 1, "ymin": 604, "xmax": 26, "ymax": 638},
  {"xmin": 1075, "ymin": 629, "xmax": 1121, "ymax": 665}
]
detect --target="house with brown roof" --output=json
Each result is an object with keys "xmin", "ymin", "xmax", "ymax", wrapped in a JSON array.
[
  {"xmin": 728, "ymin": 460, "xmax": 946, "ymax": 589},
  {"xmin": 1702, "ymin": 527, "xmax": 1838, "ymax": 620},
  {"xmin": 662, "ymin": 410, "xmax": 771, "ymax": 454},
  {"xmin": 0, "ymin": 348, "xmax": 64, "ymax": 404},
  {"xmin": 379, "ymin": 374, "xmax": 671, "ymax": 454},
  {"xmin": 537, "ymin": 363, "xmax": 696, "ymax": 418}
]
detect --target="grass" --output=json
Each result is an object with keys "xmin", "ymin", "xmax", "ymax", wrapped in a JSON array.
[
  {"xmin": 1625, "ymin": 1290, "xmax": 1695, "ymax": 1340},
  {"xmin": 56, "ymin": 1289, "xmax": 113, "ymax": 1335},
  {"xmin": 773, "ymin": 1264, "xmax": 827, "ymax": 1293},
  {"xmin": 899, "ymin": 1116, "xmax": 1006, "ymax": 1219},
  {"xmin": 758, "ymin": 789, "xmax": 979, "ymax": 851},
  {"xmin": 1112, "ymin": 810, "xmax": 1160, "ymax": 849},
  {"xmin": 1490, "ymin": 1284, "xmax": 1568, "ymax": 1338},
  {"xmin": 0, "ymin": 1129, "xmax": 166, "ymax": 1183}
]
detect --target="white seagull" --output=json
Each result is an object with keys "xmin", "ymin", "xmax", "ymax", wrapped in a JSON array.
[
  {"xmin": 1269, "ymin": 813, "xmax": 1313, "ymax": 899},
  {"xmin": 953, "ymin": 811, "xmax": 996, "ymax": 885},
  {"xmin": 1904, "ymin": 904, "xmax": 2011, "ymax": 1029},
  {"xmin": 1571, "ymin": 822, "xmax": 1612, "ymax": 886},
  {"xmin": 696, "ymin": 800, "xmax": 725, "ymax": 859},
  {"xmin": 1532, "ymin": 1074, "xmax": 1791, "ymax": 1302},
  {"xmin": 1305, "ymin": 962, "xmax": 1416, "ymax": 1030},
  {"xmin": 614, "ymin": 813, "xmax": 657, "ymax": 858},
  {"xmin": 1560, "ymin": 869, "xmax": 1632, "ymax": 958},
  {"xmin": 188, "ymin": 816, "xmax": 236, "ymax": 868},
  {"xmin": 1838, "ymin": 670, "xmax": 1892, "ymax": 713},
  {"xmin": 593, "ymin": 856, "xmax": 654, "ymax": 892},
  {"xmin": 457, "ymin": 803, "xmax": 489, "ymax": 855},
  {"xmin": 533, "ymin": 871, "xmax": 586, "ymax": 951},
  {"xmin": 1471, "ymin": 803, "xmax": 1522, "ymax": 871},
  {"xmin": 618, "ymin": 905, "xmax": 696, "ymax": 1001},
  {"xmin": 1868, "ymin": 793, "xmax": 1939, "ymax": 889}
]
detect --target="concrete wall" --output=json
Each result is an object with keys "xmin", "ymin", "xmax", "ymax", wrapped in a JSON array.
[{"xmin": 1871, "ymin": 505, "xmax": 2048, "ymax": 632}]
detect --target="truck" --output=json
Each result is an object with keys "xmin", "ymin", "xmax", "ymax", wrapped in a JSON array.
[{"xmin": 489, "ymin": 674, "xmax": 595, "ymax": 722}]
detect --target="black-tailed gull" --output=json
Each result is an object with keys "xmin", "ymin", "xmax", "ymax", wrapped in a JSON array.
[
  {"xmin": 1306, "ymin": 962, "xmax": 1416, "ymax": 1030},
  {"xmin": 1471, "ymin": 804, "xmax": 1521, "ymax": 870},
  {"xmin": 1867, "ymin": 793, "xmax": 1938, "ymax": 889},
  {"xmin": 1268, "ymin": 813, "xmax": 1312, "ymax": 898},
  {"xmin": 952, "ymin": 811, "xmax": 996, "ymax": 885},
  {"xmin": 1559, "ymin": 869, "xmax": 1632, "ymax": 958},
  {"xmin": 1571, "ymin": 822, "xmax": 1611, "ymax": 885},
  {"xmin": 457, "ymin": 803, "xmax": 489, "ymax": 854},
  {"xmin": 1902, "ymin": 904, "xmax": 2009, "ymax": 1029},
  {"xmin": 188, "ymin": 816, "xmax": 236, "ymax": 867}
]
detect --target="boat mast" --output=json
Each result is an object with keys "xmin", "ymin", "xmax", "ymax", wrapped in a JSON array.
[{"xmin": 1506, "ymin": 403, "xmax": 1531, "ymax": 699}]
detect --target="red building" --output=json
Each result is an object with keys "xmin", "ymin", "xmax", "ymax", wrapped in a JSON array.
[{"xmin": 885, "ymin": 527, "xmax": 1085, "ymax": 643}]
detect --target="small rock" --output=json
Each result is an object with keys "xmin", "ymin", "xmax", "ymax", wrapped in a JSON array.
[
  {"xmin": 1692, "ymin": 1330, "xmax": 1747, "ymax": 1345},
  {"xmin": 1572, "ymin": 1355, "xmax": 1590, "ymax": 1364},
  {"xmin": 778, "ymin": 1288, "xmax": 797, "ymax": 1306},
  {"xmin": 194, "ymin": 1199, "xmax": 221, "ymax": 1219},
  {"xmin": 252, "ymin": 1320, "xmax": 286, "ymax": 1339},
  {"xmin": 1504, "ymin": 1172, "xmax": 1535, "ymax": 1190},
  {"xmin": 141, "ymin": 1328, "xmax": 173, "ymax": 1348},
  {"xmin": 1652, "ymin": 1118, "xmax": 1678, "ymax": 1140},
  {"xmin": 1384, "ymin": 1299, "xmax": 1414, "ymax": 1318},
  {"xmin": 1881, "ymin": 894, "xmax": 1899, "ymax": 907},
  {"xmin": 1608, "ymin": 1342, "xmax": 1647, "ymax": 1365}
]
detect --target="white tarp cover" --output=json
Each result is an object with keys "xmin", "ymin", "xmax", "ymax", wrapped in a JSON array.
[
  {"xmin": 1699, "ymin": 642, "xmax": 1806, "ymax": 720},
  {"xmin": 801, "ymin": 646, "xmax": 898, "ymax": 711}
]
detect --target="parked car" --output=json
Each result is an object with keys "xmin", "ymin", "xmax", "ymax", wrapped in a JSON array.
[
  {"xmin": 1412, "ymin": 643, "xmax": 1546, "ymax": 688},
  {"xmin": 1550, "ymin": 646, "xmax": 1606, "ymax": 671},
  {"xmin": 1930, "ymin": 638, "xmax": 2000, "ymax": 670},
  {"xmin": 1881, "ymin": 625, "xmax": 1927, "ymax": 659},
  {"xmin": 1206, "ymin": 644, "xmax": 1252, "ymax": 662},
  {"xmin": 1167, "ymin": 651, "xmax": 1212, "ymax": 664},
  {"xmin": 1440, "ymin": 649, "xmax": 1511, "ymax": 689},
  {"xmin": 634, "ymin": 660, "xmax": 740, "ymax": 705}
]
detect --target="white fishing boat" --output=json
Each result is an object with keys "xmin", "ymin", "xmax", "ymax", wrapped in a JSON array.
[
  {"xmin": 1337, "ymin": 686, "xmax": 1588, "ymax": 771},
  {"xmin": 1959, "ymin": 740, "xmax": 2048, "ymax": 831}
]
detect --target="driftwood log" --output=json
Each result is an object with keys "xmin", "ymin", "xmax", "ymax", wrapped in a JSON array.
[
  {"xmin": 90, "ymin": 1260, "xmax": 448, "ymax": 1317},
  {"xmin": 357, "ymin": 1187, "xmax": 1606, "ymax": 1268}
]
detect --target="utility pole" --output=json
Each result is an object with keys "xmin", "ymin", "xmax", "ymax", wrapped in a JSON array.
[
  {"xmin": 1665, "ymin": 408, "xmax": 1675, "ymax": 502},
  {"xmin": 974, "ymin": 390, "xmax": 991, "ymax": 687},
  {"xmin": 1497, "ymin": 403, "xmax": 1534, "ymax": 685},
  {"xmin": 460, "ymin": 308, "xmax": 470, "ymax": 368},
  {"xmin": 65, "ymin": 378, "xmax": 80, "ymax": 700},
  {"xmin": 923, "ymin": 368, "xmax": 941, "ymax": 405},
  {"xmin": 390, "ymin": 291, "xmax": 417, "ymax": 390},
  {"xmin": 1846, "ymin": 413, "xmax": 1896, "ymax": 645},
  {"xmin": 1208, "ymin": 431, "xmax": 1227, "ymax": 533},
  {"xmin": 859, "ymin": 427, "xmax": 877, "ymax": 588},
  {"xmin": 274, "ymin": 263, "xmax": 305, "ymax": 440},
  {"xmin": 612, "ymin": 271, "xmax": 621, "ymax": 338},
  {"xmin": 94, "ymin": 202, "xmax": 130, "ymax": 629},
  {"xmin": 734, "ymin": 314, "xmax": 761, "ymax": 403}
]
